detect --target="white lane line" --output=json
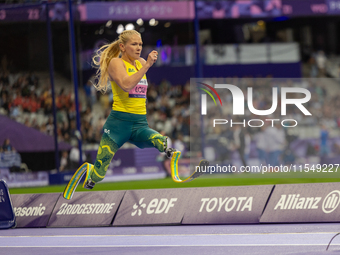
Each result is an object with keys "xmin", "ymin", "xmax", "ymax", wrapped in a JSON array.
[
  {"xmin": 1, "ymin": 244, "xmax": 340, "ymax": 248},
  {"xmin": 0, "ymin": 232, "xmax": 338, "ymax": 238}
]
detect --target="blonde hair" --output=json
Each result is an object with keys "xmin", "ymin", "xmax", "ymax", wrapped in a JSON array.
[{"xmin": 92, "ymin": 30, "xmax": 141, "ymax": 93}]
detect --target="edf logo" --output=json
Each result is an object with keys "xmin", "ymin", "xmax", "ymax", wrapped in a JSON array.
[{"xmin": 131, "ymin": 197, "xmax": 177, "ymax": 216}]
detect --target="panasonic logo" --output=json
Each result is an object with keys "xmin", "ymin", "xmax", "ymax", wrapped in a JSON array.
[
  {"xmin": 199, "ymin": 197, "xmax": 253, "ymax": 213},
  {"xmin": 14, "ymin": 203, "xmax": 46, "ymax": 217},
  {"xmin": 56, "ymin": 203, "xmax": 115, "ymax": 215}
]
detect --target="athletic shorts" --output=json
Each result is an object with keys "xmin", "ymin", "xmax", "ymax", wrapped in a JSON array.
[{"xmin": 103, "ymin": 110, "xmax": 165, "ymax": 152}]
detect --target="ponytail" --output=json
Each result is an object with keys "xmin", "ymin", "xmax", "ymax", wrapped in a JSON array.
[
  {"xmin": 92, "ymin": 40, "xmax": 121, "ymax": 93},
  {"xmin": 92, "ymin": 30, "xmax": 141, "ymax": 94}
]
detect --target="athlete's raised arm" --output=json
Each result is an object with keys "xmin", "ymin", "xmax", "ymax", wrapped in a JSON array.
[{"xmin": 107, "ymin": 50, "xmax": 158, "ymax": 92}]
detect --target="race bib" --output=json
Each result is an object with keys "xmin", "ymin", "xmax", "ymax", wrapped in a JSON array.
[{"xmin": 129, "ymin": 79, "xmax": 148, "ymax": 98}]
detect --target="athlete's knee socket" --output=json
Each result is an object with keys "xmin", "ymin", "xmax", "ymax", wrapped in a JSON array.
[{"xmin": 150, "ymin": 135, "xmax": 166, "ymax": 152}]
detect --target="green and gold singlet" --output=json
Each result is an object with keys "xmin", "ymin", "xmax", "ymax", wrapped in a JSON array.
[{"xmin": 111, "ymin": 59, "xmax": 148, "ymax": 115}]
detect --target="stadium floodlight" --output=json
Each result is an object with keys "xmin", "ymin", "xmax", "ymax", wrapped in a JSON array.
[
  {"xmin": 149, "ymin": 19, "xmax": 158, "ymax": 26},
  {"xmin": 106, "ymin": 20, "xmax": 112, "ymax": 28},
  {"xmin": 116, "ymin": 24, "xmax": 124, "ymax": 34},
  {"xmin": 125, "ymin": 23, "xmax": 135, "ymax": 31},
  {"xmin": 136, "ymin": 18, "xmax": 144, "ymax": 26}
]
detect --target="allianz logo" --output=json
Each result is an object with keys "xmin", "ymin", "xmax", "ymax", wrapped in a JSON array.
[
  {"xmin": 199, "ymin": 197, "xmax": 253, "ymax": 213},
  {"xmin": 131, "ymin": 197, "xmax": 177, "ymax": 216},
  {"xmin": 14, "ymin": 203, "xmax": 46, "ymax": 217},
  {"xmin": 274, "ymin": 190, "xmax": 340, "ymax": 213},
  {"xmin": 56, "ymin": 203, "xmax": 115, "ymax": 215}
]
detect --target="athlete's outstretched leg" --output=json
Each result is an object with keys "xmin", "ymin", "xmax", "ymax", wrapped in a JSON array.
[
  {"xmin": 83, "ymin": 133, "xmax": 119, "ymax": 188},
  {"xmin": 64, "ymin": 113, "xmax": 131, "ymax": 198}
]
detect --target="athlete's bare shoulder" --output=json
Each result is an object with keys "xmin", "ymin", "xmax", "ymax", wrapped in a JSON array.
[
  {"xmin": 110, "ymin": 57, "xmax": 125, "ymax": 66},
  {"xmin": 138, "ymin": 57, "xmax": 147, "ymax": 66},
  {"xmin": 108, "ymin": 58, "xmax": 127, "ymax": 81}
]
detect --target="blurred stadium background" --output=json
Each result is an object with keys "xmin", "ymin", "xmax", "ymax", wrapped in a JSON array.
[{"xmin": 0, "ymin": 0, "xmax": 340, "ymax": 193}]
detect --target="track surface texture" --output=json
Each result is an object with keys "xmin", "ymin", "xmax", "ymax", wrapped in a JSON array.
[{"xmin": 2, "ymin": 224, "xmax": 340, "ymax": 254}]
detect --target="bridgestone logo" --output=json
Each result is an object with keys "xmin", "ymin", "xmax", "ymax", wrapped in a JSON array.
[
  {"xmin": 274, "ymin": 190, "xmax": 340, "ymax": 213},
  {"xmin": 56, "ymin": 203, "xmax": 115, "ymax": 215},
  {"xmin": 199, "ymin": 197, "xmax": 253, "ymax": 212},
  {"xmin": 14, "ymin": 204, "xmax": 46, "ymax": 217}
]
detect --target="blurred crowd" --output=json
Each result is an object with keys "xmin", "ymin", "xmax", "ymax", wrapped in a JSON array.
[
  {"xmin": 2, "ymin": 68, "xmax": 340, "ymax": 160},
  {"xmin": 0, "ymin": 67, "xmax": 191, "ymax": 155},
  {"xmin": 0, "ymin": 68, "xmax": 89, "ymax": 147},
  {"xmin": 1, "ymin": 51, "xmax": 340, "ymax": 170},
  {"xmin": 2, "ymin": 0, "xmax": 178, "ymax": 3}
]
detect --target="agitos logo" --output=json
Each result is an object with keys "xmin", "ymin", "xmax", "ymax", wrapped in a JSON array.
[{"xmin": 198, "ymin": 82, "xmax": 312, "ymax": 128}]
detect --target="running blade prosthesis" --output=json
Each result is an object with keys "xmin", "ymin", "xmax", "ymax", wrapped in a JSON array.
[
  {"xmin": 63, "ymin": 162, "xmax": 93, "ymax": 200},
  {"xmin": 170, "ymin": 151, "xmax": 209, "ymax": 183}
]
